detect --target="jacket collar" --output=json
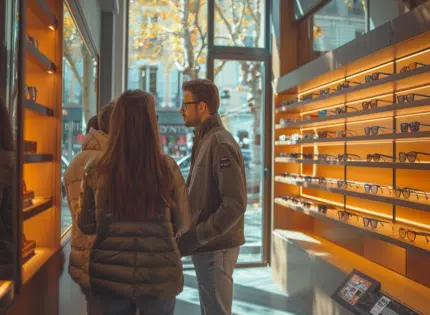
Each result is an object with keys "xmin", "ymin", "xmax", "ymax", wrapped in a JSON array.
[
  {"xmin": 194, "ymin": 114, "xmax": 224, "ymax": 141},
  {"xmin": 82, "ymin": 128, "xmax": 108, "ymax": 151}
]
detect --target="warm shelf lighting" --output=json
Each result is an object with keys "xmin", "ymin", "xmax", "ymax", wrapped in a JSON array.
[
  {"xmin": 396, "ymin": 112, "xmax": 430, "ymax": 119},
  {"xmin": 298, "ymin": 78, "xmax": 346, "ymax": 96},
  {"xmin": 47, "ymin": 70, "xmax": 54, "ymax": 74},
  {"xmin": 347, "ymin": 116, "xmax": 392, "ymax": 126},
  {"xmin": 347, "ymin": 61, "xmax": 394, "ymax": 80},
  {"xmin": 300, "ymin": 122, "xmax": 345, "ymax": 132},
  {"xmin": 397, "ymin": 84, "xmax": 430, "ymax": 95},
  {"xmin": 396, "ymin": 48, "xmax": 430, "ymax": 63},
  {"xmin": 396, "ymin": 138, "xmax": 430, "ymax": 143},
  {"xmin": 48, "ymin": 25, "xmax": 55, "ymax": 31},
  {"xmin": 300, "ymin": 102, "xmax": 345, "ymax": 116},
  {"xmin": 346, "ymin": 140, "xmax": 393, "ymax": 146}
]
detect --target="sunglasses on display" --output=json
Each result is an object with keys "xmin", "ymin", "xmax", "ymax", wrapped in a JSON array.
[
  {"xmin": 320, "ymin": 88, "xmax": 336, "ymax": 96},
  {"xmin": 279, "ymin": 135, "xmax": 290, "ymax": 141},
  {"xmin": 303, "ymin": 153, "xmax": 314, "ymax": 159},
  {"xmin": 303, "ymin": 133, "xmax": 315, "ymax": 140},
  {"xmin": 366, "ymin": 153, "xmax": 395, "ymax": 162},
  {"xmin": 317, "ymin": 204, "xmax": 328, "ymax": 214},
  {"xmin": 280, "ymin": 152, "xmax": 302, "ymax": 158},
  {"xmin": 318, "ymin": 131, "xmax": 337, "ymax": 139},
  {"xmin": 316, "ymin": 154, "xmax": 337, "ymax": 161},
  {"xmin": 364, "ymin": 126, "xmax": 395, "ymax": 136},
  {"xmin": 398, "ymin": 151, "xmax": 430, "ymax": 163},
  {"xmin": 338, "ymin": 153, "xmax": 361, "ymax": 161},
  {"xmin": 361, "ymin": 99, "xmax": 391, "ymax": 110},
  {"xmin": 399, "ymin": 62, "xmax": 427, "ymax": 73},
  {"xmin": 336, "ymin": 81, "xmax": 361, "ymax": 91},
  {"xmin": 365, "ymin": 72, "xmax": 392, "ymax": 82},
  {"xmin": 337, "ymin": 180, "xmax": 360, "ymax": 189},
  {"xmin": 394, "ymin": 187, "xmax": 428, "ymax": 200},
  {"xmin": 400, "ymin": 121, "xmax": 430, "ymax": 133},
  {"xmin": 334, "ymin": 106, "xmax": 359, "ymax": 115},
  {"xmin": 362, "ymin": 217, "xmax": 387, "ymax": 229},
  {"xmin": 279, "ymin": 118, "xmax": 297, "ymax": 126},
  {"xmin": 302, "ymin": 93, "xmax": 320, "ymax": 101},
  {"xmin": 336, "ymin": 130, "xmax": 358, "ymax": 138},
  {"xmin": 338, "ymin": 210, "xmax": 359, "ymax": 221},
  {"xmin": 364, "ymin": 184, "xmax": 391, "ymax": 194},
  {"xmin": 399, "ymin": 228, "xmax": 430, "ymax": 242},
  {"xmin": 397, "ymin": 93, "xmax": 430, "ymax": 103}
]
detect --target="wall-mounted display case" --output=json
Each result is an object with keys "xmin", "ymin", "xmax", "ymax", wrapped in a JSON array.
[{"xmin": 272, "ymin": 28, "xmax": 430, "ymax": 314}]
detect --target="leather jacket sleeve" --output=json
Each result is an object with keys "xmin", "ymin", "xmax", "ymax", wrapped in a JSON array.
[
  {"xmin": 195, "ymin": 143, "xmax": 247, "ymax": 244},
  {"xmin": 169, "ymin": 158, "xmax": 191, "ymax": 237},
  {"xmin": 77, "ymin": 165, "xmax": 97, "ymax": 235}
]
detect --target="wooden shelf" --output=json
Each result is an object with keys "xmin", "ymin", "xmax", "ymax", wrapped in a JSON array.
[
  {"xmin": 275, "ymin": 157, "xmax": 430, "ymax": 170},
  {"xmin": 27, "ymin": 0, "xmax": 58, "ymax": 28},
  {"xmin": 24, "ymin": 154, "xmax": 53, "ymax": 163},
  {"xmin": 276, "ymin": 99, "xmax": 430, "ymax": 130},
  {"xmin": 272, "ymin": 229, "xmax": 430, "ymax": 314},
  {"xmin": 22, "ymin": 247, "xmax": 55, "ymax": 284},
  {"xmin": 274, "ymin": 131, "xmax": 430, "ymax": 146},
  {"xmin": 274, "ymin": 177, "xmax": 430, "ymax": 213},
  {"xmin": 26, "ymin": 42, "xmax": 56, "ymax": 73},
  {"xmin": 25, "ymin": 100, "xmax": 54, "ymax": 116},
  {"xmin": 275, "ymin": 64, "xmax": 430, "ymax": 114},
  {"xmin": 274, "ymin": 198, "xmax": 430, "ymax": 258},
  {"xmin": 23, "ymin": 198, "xmax": 53, "ymax": 221},
  {"xmin": 0, "ymin": 281, "xmax": 14, "ymax": 313}
]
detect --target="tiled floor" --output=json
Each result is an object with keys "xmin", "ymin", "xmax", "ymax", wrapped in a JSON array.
[{"xmin": 56, "ymin": 242, "xmax": 308, "ymax": 315}]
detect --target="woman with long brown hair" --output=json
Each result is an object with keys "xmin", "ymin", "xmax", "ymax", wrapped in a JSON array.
[{"xmin": 78, "ymin": 90, "xmax": 190, "ymax": 315}]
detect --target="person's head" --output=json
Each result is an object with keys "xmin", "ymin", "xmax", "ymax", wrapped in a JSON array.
[
  {"xmin": 0, "ymin": 98, "xmax": 14, "ymax": 150},
  {"xmin": 98, "ymin": 90, "xmax": 174, "ymax": 219},
  {"xmin": 98, "ymin": 100, "xmax": 116, "ymax": 134},
  {"xmin": 86, "ymin": 115, "xmax": 99, "ymax": 133},
  {"xmin": 180, "ymin": 79, "xmax": 220, "ymax": 127}
]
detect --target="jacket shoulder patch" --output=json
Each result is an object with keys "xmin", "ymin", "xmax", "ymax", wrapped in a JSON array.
[{"xmin": 220, "ymin": 158, "xmax": 231, "ymax": 169}]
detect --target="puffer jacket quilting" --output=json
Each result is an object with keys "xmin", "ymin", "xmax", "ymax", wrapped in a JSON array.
[{"xmin": 63, "ymin": 128, "xmax": 108, "ymax": 293}]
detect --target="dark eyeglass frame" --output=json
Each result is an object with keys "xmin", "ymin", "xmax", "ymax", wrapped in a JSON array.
[
  {"xmin": 398, "ymin": 151, "xmax": 430, "ymax": 163},
  {"xmin": 334, "ymin": 105, "xmax": 359, "ymax": 115},
  {"xmin": 338, "ymin": 153, "xmax": 361, "ymax": 161},
  {"xmin": 181, "ymin": 100, "xmax": 202, "ymax": 110},
  {"xmin": 364, "ymin": 126, "xmax": 395, "ymax": 136},
  {"xmin": 318, "ymin": 131, "xmax": 336, "ymax": 138},
  {"xmin": 365, "ymin": 72, "xmax": 392, "ymax": 82},
  {"xmin": 320, "ymin": 88, "xmax": 336, "ymax": 96},
  {"xmin": 361, "ymin": 99, "xmax": 391, "ymax": 110},
  {"xmin": 302, "ymin": 93, "xmax": 320, "ymax": 101},
  {"xmin": 280, "ymin": 152, "xmax": 303, "ymax": 159},
  {"xmin": 316, "ymin": 154, "xmax": 337, "ymax": 161},
  {"xmin": 337, "ymin": 210, "xmax": 359, "ymax": 221},
  {"xmin": 366, "ymin": 153, "xmax": 394, "ymax": 162},
  {"xmin": 302, "ymin": 153, "xmax": 314, "ymax": 159},
  {"xmin": 394, "ymin": 187, "xmax": 428, "ymax": 200},
  {"xmin": 337, "ymin": 180, "xmax": 360, "ymax": 189},
  {"xmin": 336, "ymin": 130, "xmax": 358, "ymax": 138},
  {"xmin": 362, "ymin": 217, "xmax": 387, "ymax": 229},
  {"xmin": 397, "ymin": 93, "xmax": 430, "ymax": 103},
  {"xmin": 399, "ymin": 62, "xmax": 427, "ymax": 73},
  {"xmin": 336, "ymin": 81, "xmax": 360, "ymax": 91},
  {"xmin": 400, "ymin": 121, "xmax": 430, "ymax": 133},
  {"xmin": 399, "ymin": 228, "xmax": 430, "ymax": 242},
  {"xmin": 364, "ymin": 184, "xmax": 391, "ymax": 194}
]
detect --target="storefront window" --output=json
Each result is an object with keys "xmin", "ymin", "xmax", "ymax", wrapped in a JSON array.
[
  {"xmin": 61, "ymin": 3, "xmax": 98, "ymax": 234},
  {"xmin": 294, "ymin": 0, "xmax": 322, "ymax": 19},
  {"xmin": 214, "ymin": 0, "xmax": 265, "ymax": 47}
]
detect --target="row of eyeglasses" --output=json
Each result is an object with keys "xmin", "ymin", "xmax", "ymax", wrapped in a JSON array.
[
  {"xmin": 278, "ymin": 195, "xmax": 430, "ymax": 242},
  {"xmin": 278, "ymin": 121, "xmax": 430, "ymax": 142},
  {"xmin": 279, "ymin": 151, "xmax": 430, "ymax": 163},
  {"xmin": 277, "ymin": 173, "xmax": 428, "ymax": 200}
]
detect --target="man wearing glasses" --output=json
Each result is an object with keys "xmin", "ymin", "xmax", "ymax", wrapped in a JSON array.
[{"xmin": 178, "ymin": 79, "xmax": 247, "ymax": 315}]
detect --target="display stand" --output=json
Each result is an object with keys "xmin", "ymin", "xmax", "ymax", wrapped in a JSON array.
[{"xmin": 272, "ymin": 30, "xmax": 430, "ymax": 314}]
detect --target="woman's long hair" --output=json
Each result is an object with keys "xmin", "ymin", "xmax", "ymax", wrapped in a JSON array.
[
  {"xmin": 97, "ymin": 90, "xmax": 175, "ymax": 219},
  {"xmin": 0, "ymin": 98, "xmax": 14, "ymax": 151}
]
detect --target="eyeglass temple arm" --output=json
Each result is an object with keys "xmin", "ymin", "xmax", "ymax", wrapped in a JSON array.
[
  {"xmin": 379, "ymin": 154, "xmax": 395, "ymax": 160},
  {"xmin": 415, "ymin": 152, "xmax": 430, "ymax": 156},
  {"xmin": 416, "ymin": 62, "xmax": 427, "ymax": 66},
  {"xmin": 379, "ymin": 72, "xmax": 393, "ymax": 75},
  {"xmin": 379, "ymin": 126, "xmax": 396, "ymax": 132},
  {"xmin": 345, "ymin": 106, "xmax": 359, "ymax": 111},
  {"xmin": 380, "ymin": 185, "xmax": 392, "ymax": 193},
  {"xmin": 413, "ymin": 94, "xmax": 430, "ymax": 98},
  {"xmin": 346, "ymin": 153, "xmax": 361, "ymax": 159},
  {"xmin": 378, "ymin": 99, "xmax": 392, "ymax": 103}
]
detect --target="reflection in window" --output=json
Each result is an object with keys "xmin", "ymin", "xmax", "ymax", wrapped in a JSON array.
[
  {"xmin": 294, "ymin": 0, "xmax": 322, "ymax": 20},
  {"xmin": 214, "ymin": 0, "xmax": 265, "ymax": 47},
  {"xmin": 61, "ymin": 3, "xmax": 98, "ymax": 234},
  {"xmin": 313, "ymin": 0, "xmax": 366, "ymax": 52},
  {"xmin": 215, "ymin": 60, "xmax": 264, "ymax": 263}
]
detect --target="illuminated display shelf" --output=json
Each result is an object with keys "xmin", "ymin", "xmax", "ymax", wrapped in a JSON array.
[
  {"xmin": 21, "ymin": 247, "xmax": 56, "ymax": 285},
  {"xmin": 25, "ymin": 42, "xmax": 56, "ymax": 73},
  {"xmin": 25, "ymin": 100, "xmax": 54, "ymax": 116},
  {"xmin": 275, "ymin": 64, "xmax": 430, "ymax": 114},
  {"xmin": 274, "ymin": 177, "xmax": 430, "ymax": 213},
  {"xmin": 275, "ymin": 98, "xmax": 430, "ymax": 130},
  {"xmin": 275, "ymin": 157, "xmax": 430, "ymax": 171},
  {"xmin": 24, "ymin": 154, "xmax": 53, "ymax": 163},
  {"xmin": 23, "ymin": 197, "xmax": 53, "ymax": 221},
  {"xmin": 274, "ymin": 198, "xmax": 430, "ymax": 258},
  {"xmin": 274, "ymin": 131, "xmax": 430, "ymax": 146},
  {"xmin": 28, "ymin": 0, "xmax": 58, "ymax": 28}
]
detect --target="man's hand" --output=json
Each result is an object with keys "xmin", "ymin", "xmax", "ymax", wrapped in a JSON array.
[{"xmin": 177, "ymin": 230, "xmax": 201, "ymax": 257}]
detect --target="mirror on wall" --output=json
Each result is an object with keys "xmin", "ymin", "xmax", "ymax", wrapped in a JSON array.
[{"xmin": 0, "ymin": 0, "xmax": 20, "ymax": 281}]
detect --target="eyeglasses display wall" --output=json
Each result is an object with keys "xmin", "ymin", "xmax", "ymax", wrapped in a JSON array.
[{"xmin": 273, "ymin": 30, "xmax": 430, "ymax": 312}]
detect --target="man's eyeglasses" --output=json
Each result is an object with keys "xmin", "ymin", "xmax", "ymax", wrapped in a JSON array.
[
  {"xmin": 398, "ymin": 151, "xmax": 430, "ymax": 163},
  {"xmin": 181, "ymin": 101, "xmax": 201, "ymax": 110}
]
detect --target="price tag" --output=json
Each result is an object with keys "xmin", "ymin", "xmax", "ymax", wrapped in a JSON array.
[{"xmin": 370, "ymin": 296, "xmax": 391, "ymax": 315}]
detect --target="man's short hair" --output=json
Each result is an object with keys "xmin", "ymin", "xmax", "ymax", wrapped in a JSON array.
[
  {"xmin": 182, "ymin": 79, "xmax": 220, "ymax": 114},
  {"xmin": 86, "ymin": 116, "xmax": 99, "ymax": 133},
  {"xmin": 98, "ymin": 100, "xmax": 116, "ymax": 134}
]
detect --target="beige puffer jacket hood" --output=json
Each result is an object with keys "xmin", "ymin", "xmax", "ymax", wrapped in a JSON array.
[{"xmin": 63, "ymin": 128, "xmax": 108, "ymax": 292}]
